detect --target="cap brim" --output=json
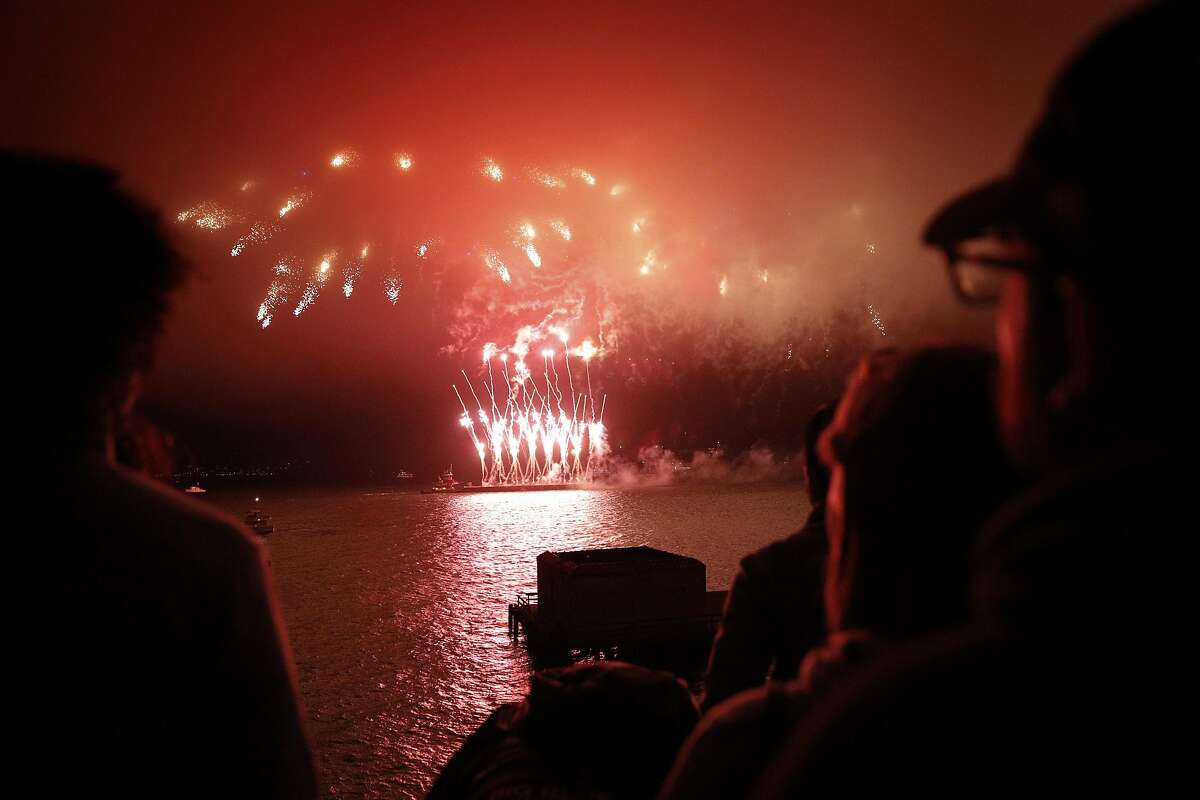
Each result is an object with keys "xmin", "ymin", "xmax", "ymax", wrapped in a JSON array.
[{"xmin": 922, "ymin": 177, "xmax": 1019, "ymax": 247}]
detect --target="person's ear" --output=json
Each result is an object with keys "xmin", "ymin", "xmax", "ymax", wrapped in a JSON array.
[{"xmin": 1046, "ymin": 277, "xmax": 1090, "ymax": 413}]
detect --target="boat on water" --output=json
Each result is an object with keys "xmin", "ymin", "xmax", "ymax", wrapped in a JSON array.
[
  {"xmin": 243, "ymin": 510, "xmax": 274, "ymax": 536},
  {"xmin": 396, "ymin": 469, "xmax": 415, "ymax": 480},
  {"xmin": 184, "ymin": 485, "xmax": 207, "ymax": 494},
  {"xmin": 422, "ymin": 466, "xmax": 462, "ymax": 493}
]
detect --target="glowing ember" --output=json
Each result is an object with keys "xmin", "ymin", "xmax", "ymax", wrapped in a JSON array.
[
  {"xmin": 639, "ymin": 249, "xmax": 656, "ymax": 276},
  {"xmin": 329, "ymin": 150, "xmax": 358, "ymax": 168},
  {"xmin": 482, "ymin": 158, "xmax": 504, "ymax": 182},
  {"xmin": 394, "ymin": 152, "xmax": 414, "ymax": 171},
  {"xmin": 576, "ymin": 339, "xmax": 598, "ymax": 361}
]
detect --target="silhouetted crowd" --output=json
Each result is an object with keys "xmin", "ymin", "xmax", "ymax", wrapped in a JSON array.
[{"xmin": 16, "ymin": 2, "xmax": 1196, "ymax": 797}]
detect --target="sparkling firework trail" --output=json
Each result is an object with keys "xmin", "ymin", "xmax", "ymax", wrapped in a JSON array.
[
  {"xmin": 528, "ymin": 167, "xmax": 566, "ymax": 189},
  {"xmin": 293, "ymin": 283, "xmax": 318, "ymax": 316},
  {"xmin": 231, "ymin": 220, "xmax": 276, "ymax": 257},
  {"xmin": 278, "ymin": 191, "xmax": 310, "ymax": 218},
  {"xmin": 867, "ymin": 303, "xmax": 887, "ymax": 336},
  {"xmin": 455, "ymin": 347, "xmax": 608, "ymax": 485},
  {"xmin": 549, "ymin": 219, "xmax": 571, "ymax": 241},
  {"xmin": 177, "ymin": 202, "xmax": 237, "ymax": 231},
  {"xmin": 484, "ymin": 250, "xmax": 511, "ymax": 284},
  {"xmin": 384, "ymin": 272, "xmax": 403, "ymax": 304}
]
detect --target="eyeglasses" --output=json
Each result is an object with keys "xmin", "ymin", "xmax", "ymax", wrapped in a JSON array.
[{"xmin": 942, "ymin": 240, "xmax": 1037, "ymax": 306}]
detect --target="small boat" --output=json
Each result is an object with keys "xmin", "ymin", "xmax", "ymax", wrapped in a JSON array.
[
  {"xmin": 423, "ymin": 466, "xmax": 462, "ymax": 493},
  {"xmin": 184, "ymin": 484, "xmax": 207, "ymax": 494},
  {"xmin": 396, "ymin": 469, "xmax": 415, "ymax": 480},
  {"xmin": 244, "ymin": 510, "xmax": 274, "ymax": 536}
]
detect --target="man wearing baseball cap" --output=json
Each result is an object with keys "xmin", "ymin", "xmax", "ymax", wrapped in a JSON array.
[{"xmin": 754, "ymin": 3, "xmax": 1196, "ymax": 794}]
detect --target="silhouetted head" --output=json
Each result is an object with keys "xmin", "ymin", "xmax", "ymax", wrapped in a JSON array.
[
  {"xmin": 515, "ymin": 661, "xmax": 699, "ymax": 798},
  {"xmin": 4, "ymin": 151, "xmax": 187, "ymax": 456},
  {"xmin": 923, "ymin": 1, "xmax": 1194, "ymax": 471},
  {"xmin": 820, "ymin": 347, "xmax": 1018, "ymax": 638},
  {"xmin": 803, "ymin": 403, "xmax": 836, "ymax": 508}
]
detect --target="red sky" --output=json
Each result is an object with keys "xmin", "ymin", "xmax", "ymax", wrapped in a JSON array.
[{"xmin": 1, "ymin": 1, "xmax": 1140, "ymax": 476}]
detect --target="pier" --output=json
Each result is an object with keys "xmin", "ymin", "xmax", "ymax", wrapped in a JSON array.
[{"xmin": 507, "ymin": 546, "xmax": 727, "ymax": 658}]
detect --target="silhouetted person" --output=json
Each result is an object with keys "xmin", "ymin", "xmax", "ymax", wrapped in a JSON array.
[
  {"xmin": 700, "ymin": 404, "xmax": 835, "ymax": 713},
  {"xmin": 12, "ymin": 152, "xmax": 316, "ymax": 798},
  {"xmin": 661, "ymin": 347, "xmax": 1017, "ymax": 799},
  {"xmin": 430, "ymin": 661, "xmax": 699, "ymax": 799},
  {"xmin": 756, "ymin": 3, "xmax": 1198, "ymax": 796}
]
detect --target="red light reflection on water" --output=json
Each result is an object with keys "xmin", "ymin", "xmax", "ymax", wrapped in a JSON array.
[{"xmin": 447, "ymin": 489, "xmax": 624, "ymax": 582}]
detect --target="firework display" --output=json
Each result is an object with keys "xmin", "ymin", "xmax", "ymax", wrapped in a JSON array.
[
  {"xmin": 454, "ymin": 341, "xmax": 607, "ymax": 486},
  {"xmin": 176, "ymin": 146, "xmax": 892, "ymax": 476}
]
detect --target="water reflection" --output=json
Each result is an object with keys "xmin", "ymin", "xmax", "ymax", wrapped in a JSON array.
[
  {"xmin": 210, "ymin": 483, "xmax": 806, "ymax": 799},
  {"xmin": 449, "ymin": 489, "xmax": 624, "ymax": 580}
]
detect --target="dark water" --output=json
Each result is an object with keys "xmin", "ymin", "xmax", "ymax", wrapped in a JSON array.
[{"xmin": 208, "ymin": 482, "xmax": 810, "ymax": 798}]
